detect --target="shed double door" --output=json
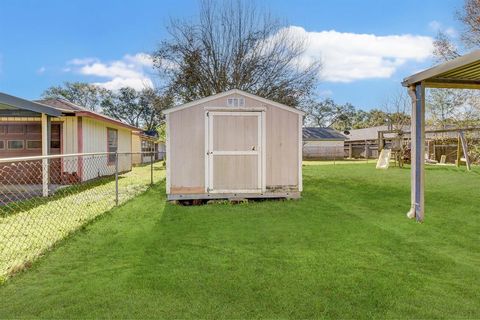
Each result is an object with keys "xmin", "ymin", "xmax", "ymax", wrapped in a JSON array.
[{"xmin": 206, "ymin": 111, "xmax": 265, "ymax": 193}]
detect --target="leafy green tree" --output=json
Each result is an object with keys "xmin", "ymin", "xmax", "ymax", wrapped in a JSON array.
[
  {"xmin": 101, "ymin": 87, "xmax": 172, "ymax": 131},
  {"xmin": 431, "ymin": 0, "xmax": 480, "ymax": 128},
  {"xmin": 42, "ymin": 82, "xmax": 110, "ymax": 112},
  {"xmin": 329, "ymin": 103, "xmax": 357, "ymax": 131},
  {"xmin": 365, "ymin": 109, "xmax": 389, "ymax": 127}
]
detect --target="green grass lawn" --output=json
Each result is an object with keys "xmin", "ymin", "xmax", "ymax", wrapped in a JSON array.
[
  {"xmin": 0, "ymin": 162, "xmax": 165, "ymax": 278},
  {"xmin": 0, "ymin": 164, "xmax": 479, "ymax": 319}
]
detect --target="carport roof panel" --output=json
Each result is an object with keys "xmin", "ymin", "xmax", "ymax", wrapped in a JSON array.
[
  {"xmin": 402, "ymin": 50, "xmax": 480, "ymax": 88},
  {"xmin": 0, "ymin": 92, "xmax": 62, "ymax": 117}
]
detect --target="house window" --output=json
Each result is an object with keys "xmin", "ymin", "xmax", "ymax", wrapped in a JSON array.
[
  {"xmin": 107, "ymin": 128, "xmax": 118, "ymax": 164},
  {"xmin": 0, "ymin": 126, "xmax": 6, "ymax": 134},
  {"xmin": 7, "ymin": 140, "xmax": 24, "ymax": 150},
  {"xmin": 227, "ymin": 97, "xmax": 245, "ymax": 107},
  {"xmin": 26, "ymin": 140, "xmax": 42, "ymax": 149},
  {"xmin": 141, "ymin": 140, "xmax": 154, "ymax": 152},
  {"xmin": 0, "ymin": 141, "xmax": 4, "ymax": 149}
]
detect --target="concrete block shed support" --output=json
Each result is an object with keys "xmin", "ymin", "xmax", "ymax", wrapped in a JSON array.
[{"xmin": 407, "ymin": 84, "xmax": 425, "ymax": 222}]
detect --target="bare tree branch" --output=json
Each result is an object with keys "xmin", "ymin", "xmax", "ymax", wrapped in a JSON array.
[{"xmin": 153, "ymin": 0, "xmax": 321, "ymax": 108}]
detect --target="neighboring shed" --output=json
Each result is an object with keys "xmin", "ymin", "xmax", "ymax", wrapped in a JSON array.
[
  {"xmin": 302, "ymin": 127, "xmax": 346, "ymax": 160},
  {"xmin": 164, "ymin": 89, "xmax": 304, "ymax": 200}
]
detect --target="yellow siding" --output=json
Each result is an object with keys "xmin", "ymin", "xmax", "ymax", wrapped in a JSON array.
[
  {"xmin": 61, "ymin": 116, "xmax": 78, "ymax": 173},
  {"xmin": 81, "ymin": 117, "xmax": 132, "ymax": 181},
  {"xmin": 62, "ymin": 116, "xmax": 78, "ymax": 154},
  {"xmin": 131, "ymin": 134, "xmax": 142, "ymax": 165}
]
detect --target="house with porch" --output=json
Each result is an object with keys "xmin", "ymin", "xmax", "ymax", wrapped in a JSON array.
[
  {"xmin": 0, "ymin": 92, "xmax": 139, "ymax": 186},
  {"xmin": 132, "ymin": 131, "xmax": 165, "ymax": 165}
]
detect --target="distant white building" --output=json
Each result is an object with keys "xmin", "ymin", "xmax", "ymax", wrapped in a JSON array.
[{"xmin": 302, "ymin": 127, "xmax": 346, "ymax": 160}]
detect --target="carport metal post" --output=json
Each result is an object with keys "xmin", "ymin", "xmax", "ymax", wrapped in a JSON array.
[
  {"xmin": 41, "ymin": 113, "xmax": 51, "ymax": 197},
  {"xmin": 407, "ymin": 84, "xmax": 425, "ymax": 222}
]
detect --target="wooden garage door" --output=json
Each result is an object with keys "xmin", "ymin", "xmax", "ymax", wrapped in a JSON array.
[{"xmin": 206, "ymin": 111, "xmax": 264, "ymax": 193}]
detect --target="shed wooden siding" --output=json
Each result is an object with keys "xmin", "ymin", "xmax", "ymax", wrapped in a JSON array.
[
  {"xmin": 168, "ymin": 93, "xmax": 300, "ymax": 194},
  {"xmin": 81, "ymin": 117, "xmax": 132, "ymax": 181}
]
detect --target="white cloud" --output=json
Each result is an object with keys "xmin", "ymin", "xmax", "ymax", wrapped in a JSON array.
[
  {"xmin": 68, "ymin": 57, "xmax": 100, "ymax": 65},
  {"xmin": 285, "ymin": 26, "xmax": 434, "ymax": 83},
  {"xmin": 429, "ymin": 20, "xmax": 442, "ymax": 32},
  {"xmin": 37, "ymin": 66, "xmax": 46, "ymax": 74},
  {"xmin": 124, "ymin": 53, "xmax": 154, "ymax": 67},
  {"xmin": 93, "ymin": 77, "xmax": 152, "ymax": 91},
  {"xmin": 66, "ymin": 54, "xmax": 154, "ymax": 91},
  {"xmin": 429, "ymin": 20, "xmax": 457, "ymax": 37}
]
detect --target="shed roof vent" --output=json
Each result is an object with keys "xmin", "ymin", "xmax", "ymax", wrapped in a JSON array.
[{"xmin": 227, "ymin": 97, "xmax": 245, "ymax": 107}]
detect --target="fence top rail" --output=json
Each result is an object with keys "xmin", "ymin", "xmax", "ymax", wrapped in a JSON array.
[{"xmin": 0, "ymin": 151, "xmax": 158, "ymax": 163}]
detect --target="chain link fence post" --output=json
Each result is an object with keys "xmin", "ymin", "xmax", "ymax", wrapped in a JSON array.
[
  {"xmin": 115, "ymin": 152, "xmax": 119, "ymax": 206},
  {"xmin": 150, "ymin": 152, "xmax": 154, "ymax": 186}
]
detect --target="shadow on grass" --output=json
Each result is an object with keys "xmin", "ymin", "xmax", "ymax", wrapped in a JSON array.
[{"xmin": 0, "ymin": 174, "xmax": 128, "ymax": 217}]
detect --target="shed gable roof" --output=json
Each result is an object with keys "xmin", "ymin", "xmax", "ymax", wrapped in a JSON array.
[
  {"xmin": 303, "ymin": 127, "xmax": 346, "ymax": 141},
  {"xmin": 162, "ymin": 89, "xmax": 305, "ymax": 116}
]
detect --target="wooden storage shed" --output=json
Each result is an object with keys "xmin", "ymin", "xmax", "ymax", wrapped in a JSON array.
[{"xmin": 164, "ymin": 89, "xmax": 304, "ymax": 200}]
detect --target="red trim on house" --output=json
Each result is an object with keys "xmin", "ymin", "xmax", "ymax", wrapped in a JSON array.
[
  {"xmin": 76, "ymin": 111, "xmax": 139, "ymax": 131},
  {"xmin": 77, "ymin": 117, "xmax": 83, "ymax": 180}
]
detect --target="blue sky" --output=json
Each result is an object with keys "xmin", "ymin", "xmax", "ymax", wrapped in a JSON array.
[{"xmin": 0, "ymin": 0, "xmax": 462, "ymax": 110}]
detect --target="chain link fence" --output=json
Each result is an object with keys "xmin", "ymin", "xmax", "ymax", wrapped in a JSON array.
[{"xmin": 0, "ymin": 152, "xmax": 165, "ymax": 279}]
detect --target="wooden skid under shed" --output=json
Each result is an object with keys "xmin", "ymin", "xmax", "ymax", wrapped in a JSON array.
[{"xmin": 167, "ymin": 192, "xmax": 301, "ymax": 201}]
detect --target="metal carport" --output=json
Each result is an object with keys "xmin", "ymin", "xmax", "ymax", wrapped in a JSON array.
[{"xmin": 402, "ymin": 50, "xmax": 480, "ymax": 222}]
